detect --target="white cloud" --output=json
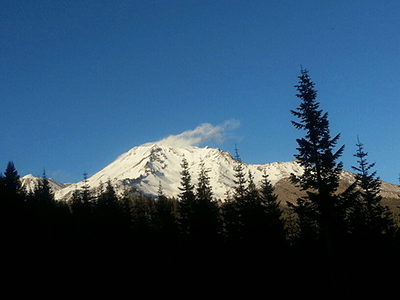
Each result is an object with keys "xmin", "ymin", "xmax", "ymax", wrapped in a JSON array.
[{"xmin": 150, "ymin": 120, "xmax": 240, "ymax": 147}]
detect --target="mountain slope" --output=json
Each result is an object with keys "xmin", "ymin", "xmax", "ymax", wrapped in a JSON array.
[
  {"xmin": 54, "ymin": 143, "xmax": 304, "ymax": 200},
  {"xmin": 19, "ymin": 142, "xmax": 399, "ymax": 203}
]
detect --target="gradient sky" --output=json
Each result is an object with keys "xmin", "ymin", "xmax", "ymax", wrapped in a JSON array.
[{"xmin": 1, "ymin": 0, "xmax": 399, "ymax": 184}]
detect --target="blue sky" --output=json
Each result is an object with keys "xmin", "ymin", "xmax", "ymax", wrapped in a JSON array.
[{"xmin": 1, "ymin": 0, "xmax": 399, "ymax": 184}]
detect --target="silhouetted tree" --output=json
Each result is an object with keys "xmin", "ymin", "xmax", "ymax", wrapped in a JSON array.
[
  {"xmin": 95, "ymin": 180, "xmax": 123, "ymax": 242},
  {"xmin": 232, "ymin": 145, "xmax": 247, "ymax": 204},
  {"xmin": 221, "ymin": 146, "xmax": 245, "ymax": 245},
  {"xmin": 153, "ymin": 183, "xmax": 179, "ymax": 271},
  {"xmin": 119, "ymin": 182, "xmax": 134, "ymax": 231},
  {"xmin": 81, "ymin": 171, "xmax": 92, "ymax": 207},
  {"xmin": 348, "ymin": 137, "xmax": 392, "ymax": 240},
  {"xmin": 178, "ymin": 157, "xmax": 196, "ymax": 236},
  {"xmin": 1, "ymin": 161, "xmax": 24, "ymax": 203},
  {"xmin": 259, "ymin": 170, "xmax": 286, "ymax": 248},
  {"xmin": 154, "ymin": 181, "xmax": 177, "ymax": 235},
  {"xmin": 290, "ymin": 68, "xmax": 345, "ymax": 245},
  {"xmin": 0, "ymin": 162, "xmax": 27, "ymax": 239},
  {"xmin": 194, "ymin": 160, "xmax": 221, "ymax": 242},
  {"xmin": 33, "ymin": 169, "xmax": 54, "ymax": 205},
  {"xmin": 70, "ymin": 172, "xmax": 95, "ymax": 248},
  {"xmin": 220, "ymin": 192, "xmax": 239, "ymax": 244},
  {"xmin": 31, "ymin": 169, "xmax": 57, "ymax": 243},
  {"xmin": 196, "ymin": 160, "xmax": 213, "ymax": 203},
  {"xmin": 239, "ymin": 171, "xmax": 259, "ymax": 239},
  {"xmin": 290, "ymin": 68, "xmax": 346, "ymax": 294}
]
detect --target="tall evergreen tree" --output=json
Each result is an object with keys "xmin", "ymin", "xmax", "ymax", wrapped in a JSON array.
[
  {"xmin": 71, "ymin": 172, "xmax": 92, "ymax": 214},
  {"xmin": 153, "ymin": 180, "xmax": 179, "ymax": 266},
  {"xmin": 178, "ymin": 157, "xmax": 196, "ymax": 236},
  {"xmin": 221, "ymin": 146, "xmax": 246, "ymax": 244},
  {"xmin": 81, "ymin": 171, "xmax": 92, "ymax": 208},
  {"xmin": 196, "ymin": 160, "xmax": 213, "ymax": 203},
  {"xmin": 70, "ymin": 172, "xmax": 94, "ymax": 247},
  {"xmin": 348, "ymin": 137, "xmax": 391, "ymax": 239},
  {"xmin": 290, "ymin": 69, "xmax": 345, "ymax": 197},
  {"xmin": 154, "ymin": 181, "xmax": 177, "ymax": 236},
  {"xmin": 290, "ymin": 69, "xmax": 345, "ymax": 244},
  {"xmin": 289, "ymin": 68, "xmax": 346, "ymax": 293},
  {"xmin": 1, "ymin": 161, "xmax": 24, "ymax": 202},
  {"xmin": 194, "ymin": 160, "xmax": 220, "ymax": 242},
  {"xmin": 0, "ymin": 162, "xmax": 31, "ymax": 260},
  {"xmin": 220, "ymin": 192, "xmax": 239, "ymax": 244},
  {"xmin": 259, "ymin": 170, "xmax": 286, "ymax": 248},
  {"xmin": 239, "ymin": 170, "xmax": 262, "ymax": 244},
  {"xmin": 232, "ymin": 145, "xmax": 247, "ymax": 204},
  {"xmin": 0, "ymin": 162, "xmax": 25, "ymax": 218},
  {"xmin": 34, "ymin": 169, "xmax": 54, "ymax": 206},
  {"xmin": 32, "ymin": 169, "xmax": 57, "ymax": 243},
  {"xmin": 260, "ymin": 170, "xmax": 280, "ymax": 215}
]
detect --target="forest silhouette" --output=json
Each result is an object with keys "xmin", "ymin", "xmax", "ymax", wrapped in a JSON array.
[{"xmin": 1, "ymin": 69, "xmax": 400, "ymax": 297}]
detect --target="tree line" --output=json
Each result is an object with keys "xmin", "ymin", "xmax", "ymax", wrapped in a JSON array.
[{"xmin": 1, "ymin": 69, "xmax": 400, "ymax": 296}]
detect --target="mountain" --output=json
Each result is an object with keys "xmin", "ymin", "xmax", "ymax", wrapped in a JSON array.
[
  {"xmin": 21, "ymin": 174, "xmax": 66, "ymax": 193},
  {"xmin": 20, "ymin": 142, "xmax": 398, "ymax": 204},
  {"xmin": 54, "ymin": 142, "xmax": 305, "ymax": 201}
]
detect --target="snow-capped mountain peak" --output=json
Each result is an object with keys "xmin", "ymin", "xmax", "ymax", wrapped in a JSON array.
[{"xmin": 54, "ymin": 143, "xmax": 303, "ymax": 200}]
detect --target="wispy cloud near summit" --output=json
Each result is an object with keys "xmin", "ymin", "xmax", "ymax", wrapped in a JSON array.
[{"xmin": 149, "ymin": 120, "xmax": 240, "ymax": 147}]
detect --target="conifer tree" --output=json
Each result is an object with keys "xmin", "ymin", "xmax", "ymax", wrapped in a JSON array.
[
  {"xmin": 81, "ymin": 171, "xmax": 92, "ymax": 208},
  {"xmin": 349, "ymin": 137, "xmax": 391, "ymax": 239},
  {"xmin": 157, "ymin": 180, "xmax": 164, "ymax": 199},
  {"xmin": 196, "ymin": 160, "xmax": 213, "ymax": 203},
  {"xmin": 119, "ymin": 182, "xmax": 134, "ymax": 231},
  {"xmin": 155, "ymin": 180, "xmax": 176, "ymax": 231},
  {"xmin": 178, "ymin": 157, "xmax": 196, "ymax": 236},
  {"xmin": 71, "ymin": 172, "xmax": 92, "ymax": 214},
  {"xmin": 70, "ymin": 172, "xmax": 94, "ymax": 246},
  {"xmin": 0, "ymin": 162, "xmax": 25, "ymax": 219},
  {"xmin": 290, "ymin": 69, "xmax": 346, "ymax": 293},
  {"xmin": 245, "ymin": 170, "xmax": 259, "ymax": 204},
  {"xmin": 0, "ymin": 162, "xmax": 27, "ymax": 248},
  {"xmin": 32, "ymin": 169, "xmax": 56, "ymax": 243},
  {"xmin": 222, "ymin": 146, "xmax": 246, "ymax": 244},
  {"xmin": 259, "ymin": 170, "xmax": 286, "ymax": 247},
  {"xmin": 291, "ymin": 69, "xmax": 344, "ymax": 197},
  {"xmin": 260, "ymin": 170, "xmax": 280, "ymax": 214},
  {"xmin": 154, "ymin": 181, "xmax": 178, "ymax": 254},
  {"xmin": 239, "ymin": 170, "xmax": 262, "ymax": 244},
  {"xmin": 220, "ymin": 192, "xmax": 239, "ymax": 244},
  {"xmin": 194, "ymin": 160, "xmax": 220, "ymax": 242},
  {"xmin": 232, "ymin": 145, "xmax": 247, "ymax": 204},
  {"xmin": 290, "ymin": 69, "xmax": 345, "ymax": 247},
  {"xmin": 96, "ymin": 180, "xmax": 120, "ymax": 222},
  {"xmin": 97, "ymin": 180, "xmax": 125, "ymax": 247},
  {"xmin": 1, "ymin": 161, "xmax": 24, "ymax": 202},
  {"xmin": 34, "ymin": 169, "xmax": 54, "ymax": 206}
]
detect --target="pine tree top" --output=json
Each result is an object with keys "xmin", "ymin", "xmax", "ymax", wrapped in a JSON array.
[{"xmin": 290, "ymin": 68, "xmax": 344, "ymax": 196}]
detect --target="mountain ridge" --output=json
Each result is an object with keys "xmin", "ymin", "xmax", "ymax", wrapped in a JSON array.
[
  {"xmin": 20, "ymin": 143, "xmax": 400, "ymax": 203},
  {"xmin": 53, "ymin": 143, "xmax": 304, "ymax": 200}
]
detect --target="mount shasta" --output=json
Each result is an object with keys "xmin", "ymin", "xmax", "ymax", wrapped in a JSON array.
[{"xmin": 21, "ymin": 142, "xmax": 400, "ymax": 204}]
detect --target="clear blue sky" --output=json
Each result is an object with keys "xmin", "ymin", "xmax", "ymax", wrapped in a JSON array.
[{"xmin": 1, "ymin": 0, "xmax": 399, "ymax": 184}]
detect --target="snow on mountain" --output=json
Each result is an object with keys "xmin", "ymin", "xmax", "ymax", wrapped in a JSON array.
[
  {"xmin": 54, "ymin": 143, "xmax": 304, "ymax": 201},
  {"xmin": 20, "ymin": 141, "xmax": 395, "ymax": 202},
  {"xmin": 21, "ymin": 174, "xmax": 66, "ymax": 193}
]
